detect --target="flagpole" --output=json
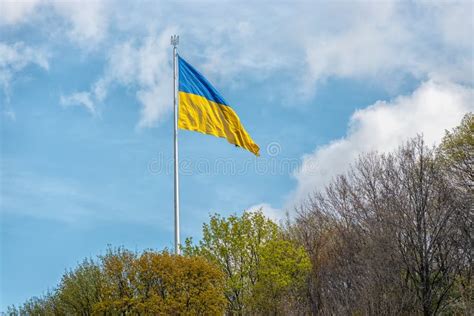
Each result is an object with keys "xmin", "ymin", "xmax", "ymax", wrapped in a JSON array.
[{"xmin": 171, "ymin": 35, "xmax": 180, "ymax": 255}]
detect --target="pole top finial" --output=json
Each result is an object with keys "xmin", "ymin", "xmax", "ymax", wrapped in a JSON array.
[{"xmin": 171, "ymin": 35, "xmax": 179, "ymax": 47}]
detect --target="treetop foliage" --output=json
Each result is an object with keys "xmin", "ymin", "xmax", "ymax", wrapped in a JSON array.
[
  {"xmin": 184, "ymin": 211, "xmax": 311, "ymax": 314},
  {"xmin": 7, "ymin": 249, "xmax": 226, "ymax": 315}
]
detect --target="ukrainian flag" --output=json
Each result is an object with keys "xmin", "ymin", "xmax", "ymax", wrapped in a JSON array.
[{"xmin": 178, "ymin": 56, "xmax": 260, "ymax": 156}]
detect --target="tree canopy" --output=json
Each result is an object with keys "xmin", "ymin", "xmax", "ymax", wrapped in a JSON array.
[
  {"xmin": 183, "ymin": 211, "xmax": 311, "ymax": 314},
  {"xmin": 7, "ymin": 249, "xmax": 226, "ymax": 315}
]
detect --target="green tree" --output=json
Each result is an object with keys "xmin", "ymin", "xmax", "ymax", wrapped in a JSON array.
[
  {"xmin": 439, "ymin": 113, "xmax": 474, "ymax": 314},
  {"xmin": 251, "ymin": 239, "xmax": 311, "ymax": 314},
  {"xmin": 184, "ymin": 210, "xmax": 311, "ymax": 314},
  {"xmin": 439, "ymin": 112, "xmax": 473, "ymax": 190},
  {"xmin": 57, "ymin": 258, "xmax": 103, "ymax": 315},
  {"xmin": 5, "ymin": 292, "xmax": 61, "ymax": 316}
]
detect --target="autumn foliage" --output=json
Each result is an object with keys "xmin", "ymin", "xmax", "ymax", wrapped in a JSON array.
[{"xmin": 7, "ymin": 250, "xmax": 226, "ymax": 315}]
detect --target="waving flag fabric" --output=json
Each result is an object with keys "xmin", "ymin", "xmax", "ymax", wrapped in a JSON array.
[{"xmin": 178, "ymin": 56, "xmax": 260, "ymax": 156}]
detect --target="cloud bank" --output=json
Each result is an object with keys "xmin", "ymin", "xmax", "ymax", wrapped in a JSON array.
[
  {"xmin": 290, "ymin": 80, "xmax": 474, "ymax": 204},
  {"xmin": 4, "ymin": 1, "xmax": 471, "ymax": 127},
  {"xmin": 303, "ymin": 1, "xmax": 473, "ymax": 89}
]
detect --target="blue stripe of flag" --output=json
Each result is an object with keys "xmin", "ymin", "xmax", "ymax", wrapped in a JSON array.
[{"xmin": 178, "ymin": 55, "xmax": 230, "ymax": 106}]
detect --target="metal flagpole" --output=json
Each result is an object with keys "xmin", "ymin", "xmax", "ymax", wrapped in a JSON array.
[{"xmin": 171, "ymin": 35, "xmax": 180, "ymax": 255}]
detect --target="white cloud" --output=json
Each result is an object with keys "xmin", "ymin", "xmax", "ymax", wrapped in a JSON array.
[
  {"xmin": 60, "ymin": 92, "xmax": 96, "ymax": 115},
  {"xmin": 61, "ymin": 30, "xmax": 174, "ymax": 127},
  {"xmin": 0, "ymin": 41, "xmax": 49, "ymax": 97},
  {"xmin": 108, "ymin": 32, "xmax": 174, "ymax": 127},
  {"xmin": 2, "ymin": 1, "xmax": 472, "ymax": 85},
  {"xmin": 51, "ymin": 0, "xmax": 108, "ymax": 46},
  {"xmin": 167, "ymin": 1, "xmax": 472, "ymax": 102},
  {"xmin": 302, "ymin": 1, "xmax": 474, "ymax": 94},
  {"xmin": 0, "ymin": 41, "xmax": 49, "ymax": 73},
  {"xmin": 290, "ymin": 80, "xmax": 474, "ymax": 204},
  {"xmin": 433, "ymin": 0, "xmax": 474, "ymax": 52},
  {"xmin": 0, "ymin": 0, "xmax": 42, "ymax": 25},
  {"xmin": 0, "ymin": 0, "xmax": 108, "ymax": 48},
  {"xmin": 247, "ymin": 203, "xmax": 284, "ymax": 224}
]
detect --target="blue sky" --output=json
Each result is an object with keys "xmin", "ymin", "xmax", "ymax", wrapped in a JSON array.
[{"xmin": 1, "ymin": 0, "xmax": 473, "ymax": 310}]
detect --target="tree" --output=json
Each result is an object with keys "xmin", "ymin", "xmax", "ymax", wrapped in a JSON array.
[
  {"xmin": 97, "ymin": 249, "xmax": 227, "ymax": 315},
  {"xmin": 386, "ymin": 137, "xmax": 465, "ymax": 315},
  {"xmin": 293, "ymin": 134, "xmax": 470, "ymax": 315},
  {"xmin": 5, "ymin": 292, "xmax": 61, "ymax": 316},
  {"xmin": 7, "ymin": 248, "xmax": 226, "ymax": 315},
  {"xmin": 439, "ymin": 113, "xmax": 473, "ymax": 314},
  {"xmin": 184, "ymin": 210, "xmax": 311, "ymax": 314},
  {"xmin": 95, "ymin": 247, "xmax": 136, "ymax": 313},
  {"xmin": 251, "ymin": 238, "xmax": 311, "ymax": 314},
  {"xmin": 439, "ymin": 112, "xmax": 473, "ymax": 190},
  {"xmin": 57, "ymin": 258, "xmax": 103, "ymax": 315}
]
